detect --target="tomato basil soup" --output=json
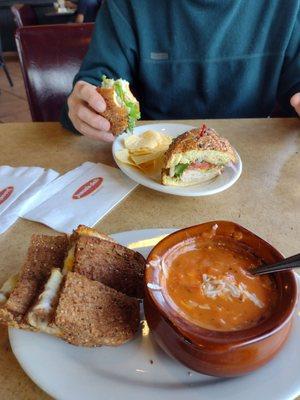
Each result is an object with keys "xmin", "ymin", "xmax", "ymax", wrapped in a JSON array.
[{"xmin": 164, "ymin": 239, "xmax": 277, "ymax": 331}]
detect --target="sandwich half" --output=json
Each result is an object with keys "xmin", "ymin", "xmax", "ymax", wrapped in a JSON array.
[
  {"xmin": 28, "ymin": 269, "xmax": 140, "ymax": 346},
  {"xmin": 97, "ymin": 75, "xmax": 141, "ymax": 135},
  {"xmin": 25, "ymin": 224, "xmax": 143, "ymax": 345},
  {"xmin": 0, "ymin": 225, "xmax": 143, "ymax": 346},
  {"xmin": 161, "ymin": 125, "xmax": 237, "ymax": 186},
  {"xmin": 0, "ymin": 234, "xmax": 68, "ymax": 330},
  {"xmin": 66, "ymin": 234, "xmax": 146, "ymax": 299},
  {"xmin": 55, "ymin": 272, "xmax": 140, "ymax": 347}
]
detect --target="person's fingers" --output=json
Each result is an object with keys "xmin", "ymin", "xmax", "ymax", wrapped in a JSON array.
[
  {"xmin": 67, "ymin": 81, "xmax": 114, "ymax": 141},
  {"xmin": 76, "ymin": 103, "xmax": 110, "ymax": 131},
  {"xmin": 72, "ymin": 115, "xmax": 114, "ymax": 142},
  {"xmin": 71, "ymin": 113, "xmax": 112, "ymax": 141},
  {"xmin": 75, "ymin": 81, "xmax": 106, "ymax": 113},
  {"xmin": 290, "ymin": 92, "xmax": 300, "ymax": 116}
]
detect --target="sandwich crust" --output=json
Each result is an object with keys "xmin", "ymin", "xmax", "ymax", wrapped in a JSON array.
[
  {"xmin": 73, "ymin": 236, "xmax": 146, "ymax": 298},
  {"xmin": 55, "ymin": 272, "xmax": 140, "ymax": 346},
  {"xmin": 0, "ymin": 235, "xmax": 68, "ymax": 327},
  {"xmin": 70, "ymin": 224, "xmax": 115, "ymax": 245},
  {"xmin": 0, "ymin": 308, "xmax": 37, "ymax": 330},
  {"xmin": 163, "ymin": 127, "xmax": 236, "ymax": 169},
  {"xmin": 96, "ymin": 87, "xmax": 128, "ymax": 135}
]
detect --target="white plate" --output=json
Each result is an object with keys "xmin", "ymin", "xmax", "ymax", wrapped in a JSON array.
[
  {"xmin": 112, "ymin": 123, "xmax": 242, "ymax": 196},
  {"xmin": 9, "ymin": 229, "xmax": 300, "ymax": 400}
]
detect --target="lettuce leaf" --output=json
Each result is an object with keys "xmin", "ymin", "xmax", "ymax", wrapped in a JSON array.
[
  {"xmin": 101, "ymin": 76, "xmax": 140, "ymax": 132},
  {"xmin": 114, "ymin": 81, "xmax": 124, "ymax": 102},
  {"xmin": 113, "ymin": 81, "xmax": 140, "ymax": 132},
  {"xmin": 174, "ymin": 163, "xmax": 189, "ymax": 177},
  {"xmin": 126, "ymin": 101, "xmax": 141, "ymax": 132}
]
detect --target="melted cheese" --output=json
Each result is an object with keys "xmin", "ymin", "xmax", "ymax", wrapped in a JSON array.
[
  {"xmin": 32, "ymin": 268, "xmax": 63, "ymax": 312},
  {"xmin": 62, "ymin": 245, "xmax": 75, "ymax": 275},
  {"xmin": 27, "ymin": 268, "xmax": 63, "ymax": 335},
  {"xmin": 27, "ymin": 314, "xmax": 61, "ymax": 336}
]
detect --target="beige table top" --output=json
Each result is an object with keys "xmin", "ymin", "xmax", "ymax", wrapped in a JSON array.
[{"xmin": 0, "ymin": 119, "xmax": 299, "ymax": 399}]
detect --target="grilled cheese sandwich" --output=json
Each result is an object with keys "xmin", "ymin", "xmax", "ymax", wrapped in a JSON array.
[{"xmin": 0, "ymin": 225, "xmax": 143, "ymax": 346}]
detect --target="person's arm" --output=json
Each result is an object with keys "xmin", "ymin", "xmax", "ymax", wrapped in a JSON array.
[
  {"xmin": 61, "ymin": 0, "xmax": 138, "ymax": 140},
  {"xmin": 277, "ymin": 10, "xmax": 300, "ymax": 117}
]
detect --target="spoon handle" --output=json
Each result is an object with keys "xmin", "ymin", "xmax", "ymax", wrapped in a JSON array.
[{"xmin": 251, "ymin": 253, "xmax": 300, "ymax": 276}]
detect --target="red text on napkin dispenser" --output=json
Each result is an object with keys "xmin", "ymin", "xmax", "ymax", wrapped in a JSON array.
[
  {"xmin": 72, "ymin": 177, "xmax": 103, "ymax": 200},
  {"xmin": 0, "ymin": 186, "xmax": 14, "ymax": 205}
]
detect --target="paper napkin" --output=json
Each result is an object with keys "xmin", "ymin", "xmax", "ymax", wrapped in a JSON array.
[
  {"xmin": 23, "ymin": 162, "xmax": 137, "ymax": 233},
  {"xmin": 0, "ymin": 166, "xmax": 46, "ymax": 218},
  {"xmin": 0, "ymin": 168, "xmax": 59, "ymax": 234}
]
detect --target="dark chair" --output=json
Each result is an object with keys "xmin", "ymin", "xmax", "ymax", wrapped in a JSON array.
[
  {"xmin": 11, "ymin": 4, "xmax": 38, "ymax": 28},
  {"xmin": 0, "ymin": 31, "xmax": 13, "ymax": 88},
  {"xmin": 15, "ymin": 23, "xmax": 94, "ymax": 121}
]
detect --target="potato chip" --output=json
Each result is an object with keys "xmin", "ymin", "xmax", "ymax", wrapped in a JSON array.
[
  {"xmin": 123, "ymin": 135, "xmax": 140, "ymax": 149},
  {"xmin": 138, "ymin": 160, "xmax": 156, "ymax": 172},
  {"xmin": 128, "ymin": 148, "xmax": 153, "ymax": 156},
  {"xmin": 159, "ymin": 134, "xmax": 173, "ymax": 146},
  {"xmin": 117, "ymin": 130, "xmax": 172, "ymax": 178},
  {"xmin": 133, "ymin": 136, "xmax": 157, "ymax": 150},
  {"xmin": 139, "ymin": 157, "xmax": 164, "ymax": 178},
  {"xmin": 130, "ymin": 151, "xmax": 165, "ymax": 165},
  {"xmin": 142, "ymin": 130, "xmax": 162, "ymax": 142},
  {"xmin": 115, "ymin": 149, "xmax": 136, "ymax": 166},
  {"xmin": 124, "ymin": 130, "xmax": 172, "ymax": 154}
]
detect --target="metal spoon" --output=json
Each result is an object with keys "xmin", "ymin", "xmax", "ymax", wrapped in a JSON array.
[{"xmin": 251, "ymin": 253, "xmax": 300, "ymax": 276}]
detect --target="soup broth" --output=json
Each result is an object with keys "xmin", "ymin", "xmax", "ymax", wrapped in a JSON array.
[{"xmin": 165, "ymin": 239, "xmax": 278, "ymax": 331}]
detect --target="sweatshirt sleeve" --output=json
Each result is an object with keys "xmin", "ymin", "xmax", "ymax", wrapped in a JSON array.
[
  {"xmin": 277, "ymin": 10, "xmax": 300, "ymax": 116},
  {"xmin": 60, "ymin": 0, "xmax": 137, "ymax": 133}
]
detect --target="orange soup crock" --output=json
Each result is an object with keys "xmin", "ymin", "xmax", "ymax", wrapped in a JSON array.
[{"xmin": 144, "ymin": 221, "xmax": 298, "ymax": 377}]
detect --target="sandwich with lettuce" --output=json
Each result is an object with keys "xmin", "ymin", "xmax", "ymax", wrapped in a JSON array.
[
  {"xmin": 161, "ymin": 125, "xmax": 237, "ymax": 186},
  {"xmin": 97, "ymin": 76, "xmax": 141, "ymax": 135}
]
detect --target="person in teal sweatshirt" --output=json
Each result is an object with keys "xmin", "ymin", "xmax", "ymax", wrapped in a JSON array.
[{"xmin": 62, "ymin": 0, "xmax": 300, "ymax": 142}]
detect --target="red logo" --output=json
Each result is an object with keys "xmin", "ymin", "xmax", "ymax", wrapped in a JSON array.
[
  {"xmin": 72, "ymin": 177, "xmax": 103, "ymax": 200},
  {"xmin": 0, "ymin": 186, "xmax": 14, "ymax": 205}
]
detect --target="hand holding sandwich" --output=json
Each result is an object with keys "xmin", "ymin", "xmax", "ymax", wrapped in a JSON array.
[
  {"xmin": 290, "ymin": 93, "xmax": 300, "ymax": 116},
  {"xmin": 67, "ymin": 77, "xmax": 141, "ymax": 141},
  {"xmin": 67, "ymin": 81, "xmax": 114, "ymax": 142}
]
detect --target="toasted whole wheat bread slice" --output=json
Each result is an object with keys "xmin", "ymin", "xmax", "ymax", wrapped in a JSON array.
[
  {"xmin": 55, "ymin": 272, "xmax": 140, "ymax": 346},
  {"xmin": 0, "ymin": 235, "xmax": 68, "ymax": 327},
  {"xmin": 73, "ymin": 236, "xmax": 146, "ymax": 298}
]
